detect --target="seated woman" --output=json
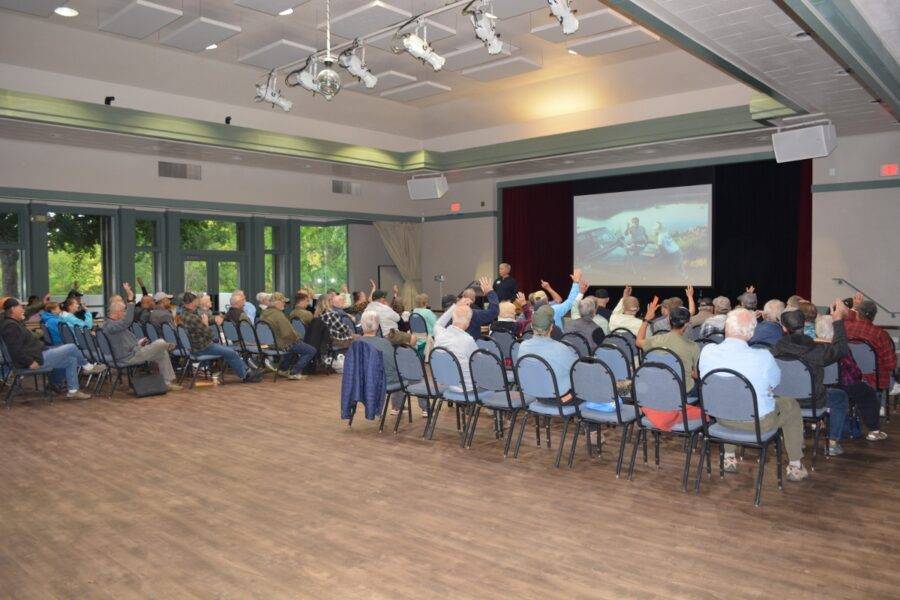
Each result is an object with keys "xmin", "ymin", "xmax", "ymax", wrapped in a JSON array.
[
  {"xmin": 314, "ymin": 292, "xmax": 356, "ymax": 350},
  {"xmin": 60, "ymin": 296, "xmax": 93, "ymax": 329}
]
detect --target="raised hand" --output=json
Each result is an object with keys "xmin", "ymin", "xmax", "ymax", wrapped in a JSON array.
[
  {"xmin": 579, "ymin": 281, "xmax": 589, "ymax": 294},
  {"xmin": 369, "ymin": 278, "xmax": 377, "ymax": 292},
  {"xmin": 392, "ymin": 284, "xmax": 399, "ymax": 297},
  {"xmin": 746, "ymin": 285, "xmax": 756, "ymax": 294},
  {"xmin": 479, "ymin": 276, "xmax": 493, "ymax": 294},
  {"xmin": 853, "ymin": 292, "xmax": 864, "ymax": 307},
  {"xmin": 514, "ymin": 291, "xmax": 526, "ymax": 307},
  {"xmin": 831, "ymin": 298, "xmax": 848, "ymax": 320},
  {"xmin": 570, "ymin": 268, "xmax": 582, "ymax": 284},
  {"xmin": 685, "ymin": 284, "xmax": 694, "ymax": 298},
  {"xmin": 624, "ymin": 285, "xmax": 633, "ymax": 297},
  {"xmin": 340, "ymin": 283, "xmax": 349, "ymax": 293},
  {"xmin": 540, "ymin": 280, "xmax": 551, "ymax": 291},
  {"xmin": 646, "ymin": 296, "xmax": 660, "ymax": 320}
]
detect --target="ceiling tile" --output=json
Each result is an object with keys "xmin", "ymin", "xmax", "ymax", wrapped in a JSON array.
[
  {"xmin": 234, "ymin": 1, "xmax": 309, "ymax": 17},
  {"xmin": 324, "ymin": 1, "xmax": 411, "ymax": 40},
  {"xmin": 99, "ymin": 1, "xmax": 184, "ymax": 40},
  {"xmin": 346, "ymin": 69, "xmax": 416, "ymax": 93},
  {"xmin": 530, "ymin": 8, "xmax": 631, "ymax": 44},
  {"xmin": 566, "ymin": 26, "xmax": 660, "ymax": 57},
  {"xmin": 239, "ymin": 38, "xmax": 316, "ymax": 69},
  {"xmin": 380, "ymin": 80, "xmax": 451, "ymax": 101},
  {"xmin": 442, "ymin": 40, "xmax": 517, "ymax": 72},
  {"xmin": 0, "ymin": 0, "xmax": 61, "ymax": 17},
  {"xmin": 160, "ymin": 17, "xmax": 242, "ymax": 52},
  {"xmin": 460, "ymin": 55, "xmax": 541, "ymax": 81},
  {"xmin": 488, "ymin": 0, "xmax": 548, "ymax": 20}
]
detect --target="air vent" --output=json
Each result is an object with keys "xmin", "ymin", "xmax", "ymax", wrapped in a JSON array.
[
  {"xmin": 158, "ymin": 161, "xmax": 201, "ymax": 180},
  {"xmin": 332, "ymin": 179, "xmax": 361, "ymax": 195}
]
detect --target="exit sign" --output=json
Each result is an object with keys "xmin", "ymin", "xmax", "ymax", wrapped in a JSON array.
[{"xmin": 880, "ymin": 163, "xmax": 898, "ymax": 177}]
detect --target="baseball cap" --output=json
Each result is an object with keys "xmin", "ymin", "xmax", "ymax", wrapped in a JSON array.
[
  {"xmin": 594, "ymin": 288, "xmax": 609, "ymax": 299},
  {"xmin": 153, "ymin": 291, "xmax": 174, "ymax": 302},
  {"xmin": 712, "ymin": 296, "xmax": 731, "ymax": 313},
  {"xmin": 372, "ymin": 290, "xmax": 387, "ymax": 301},
  {"xmin": 698, "ymin": 297, "xmax": 713, "ymax": 308},
  {"xmin": 2, "ymin": 297, "xmax": 21, "ymax": 310},
  {"xmin": 270, "ymin": 292, "xmax": 286, "ymax": 303},
  {"xmin": 532, "ymin": 305, "xmax": 554, "ymax": 330},
  {"xmin": 738, "ymin": 292, "xmax": 758, "ymax": 309}
]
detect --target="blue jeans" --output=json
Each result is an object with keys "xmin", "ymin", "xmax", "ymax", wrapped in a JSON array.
[
  {"xmin": 279, "ymin": 340, "xmax": 317, "ymax": 374},
  {"xmin": 199, "ymin": 343, "xmax": 247, "ymax": 379},
  {"xmin": 826, "ymin": 387, "xmax": 849, "ymax": 441},
  {"xmin": 43, "ymin": 344, "xmax": 86, "ymax": 391}
]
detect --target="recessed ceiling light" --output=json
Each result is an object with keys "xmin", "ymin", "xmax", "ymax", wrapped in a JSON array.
[
  {"xmin": 484, "ymin": 170, "xmax": 496, "ymax": 174},
  {"xmin": 278, "ymin": 8, "xmax": 294, "ymax": 16},
  {"xmin": 54, "ymin": 6, "xmax": 78, "ymax": 17},
  {"xmin": 563, "ymin": 159, "xmax": 576, "ymax": 164},
  {"xmin": 639, "ymin": 148, "xmax": 658, "ymax": 154},
  {"xmin": 791, "ymin": 31, "xmax": 811, "ymax": 41},
  {"xmin": 232, "ymin": 155, "xmax": 242, "ymax": 161},
  {"xmin": 205, "ymin": 43, "xmax": 218, "ymax": 50},
  {"xmin": 567, "ymin": 49, "xmax": 579, "ymax": 56}
]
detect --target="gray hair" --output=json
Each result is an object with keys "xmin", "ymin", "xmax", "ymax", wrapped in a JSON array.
[
  {"xmin": 452, "ymin": 304, "xmax": 473, "ymax": 328},
  {"xmin": 256, "ymin": 292, "xmax": 271, "ymax": 305},
  {"xmin": 815, "ymin": 315, "xmax": 834, "ymax": 341},
  {"xmin": 724, "ymin": 308, "xmax": 757, "ymax": 341},
  {"xmin": 578, "ymin": 297, "xmax": 596, "ymax": 319},
  {"xmin": 360, "ymin": 311, "xmax": 380, "ymax": 334},
  {"xmin": 108, "ymin": 300, "xmax": 126, "ymax": 316},
  {"xmin": 231, "ymin": 290, "xmax": 245, "ymax": 301},
  {"xmin": 762, "ymin": 299, "xmax": 785, "ymax": 323}
]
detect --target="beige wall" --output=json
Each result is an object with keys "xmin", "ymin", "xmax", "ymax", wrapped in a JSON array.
[
  {"xmin": 420, "ymin": 216, "xmax": 497, "ymax": 305},
  {"xmin": 348, "ymin": 224, "xmax": 393, "ymax": 294}
]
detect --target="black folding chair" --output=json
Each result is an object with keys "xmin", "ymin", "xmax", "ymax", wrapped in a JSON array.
[
  {"xmin": 0, "ymin": 339, "xmax": 54, "ymax": 408},
  {"xmin": 560, "ymin": 332, "xmax": 590, "ymax": 358},
  {"xmin": 774, "ymin": 355, "xmax": 827, "ymax": 469},
  {"xmin": 514, "ymin": 353, "xmax": 578, "ymax": 468},
  {"xmin": 468, "ymin": 349, "xmax": 528, "ymax": 455}
]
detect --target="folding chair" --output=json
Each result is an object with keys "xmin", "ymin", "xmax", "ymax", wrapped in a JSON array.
[
  {"xmin": 95, "ymin": 330, "xmax": 145, "ymax": 398},
  {"xmin": 696, "ymin": 368, "xmax": 784, "ymax": 507},
  {"xmin": 570, "ymin": 358, "xmax": 639, "ymax": 476},
  {"xmin": 255, "ymin": 321, "xmax": 290, "ymax": 382},
  {"xmin": 849, "ymin": 339, "xmax": 889, "ymax": 422},
  {"xmin": 514, "ymin": 353, "xmax": 578, "ymax": 468},
  {"xmin": 467, "ymin": 349, "xmax": 530, "ymax": 454},
  {"xmin": 58, "ymin": 322, "xmax": 76, "ymax": 346},
  {"xmin": 593, "ymin": 344, "xmax": 632, "ymax": 382},
  {"xmin": 378, "ymin": 344, "xmax": 437, "ymax": 434},
  {"xmin": 610, "ymin": 328, "xmax": 638, "ymax": 362},
  {"xmin": 490, "ymin": 330, "xmax": 515, "ymax": 362},
  {"xmin": 145, "ymin": 323, "xmax": 161, "ymax": 342},
  {"xmin": 289, "ymin": 317, "xmax": 307, "ymax": 341},
  {"xmin": 476, "ymin": 337, "xmax": 502, "ymax": 361},
  {"xmin": 409, "ymin": 312, "xmax": 428, "ymax": 335},
  {"xmin": 560, "ymin": 332, "xmax": 590, "ymax": 358},
  {"xmin": 642, "ymin": 347, "xmax": 688, "ymax": 396},
  {"xmin": 426, "ymin": 347, "xmax": 476, "ymax": 445},
  {"xmin": 176, "ymin": 326, "xmax": 223, "ymax": 388},
  {"xmin": 605, "ymin": 333, "xmax": 635, "ymax": 367},
  {"xmin": 160, "ymin": 323, "xmax": 189, "ymax": 380},
  {"xmin": 628, "ymin": 363, "xmax": 704, "ymax": 491},
  {"xmin": 129, "ymin": 322, "xmax": 145, "ymax": 339},
  {"xmin": 775, "ymin": 355, "xmax": 827, "ymax": 469},
  {"xmin": 0, "ymin": 339, "xmax": 54, "ymax": 409}
]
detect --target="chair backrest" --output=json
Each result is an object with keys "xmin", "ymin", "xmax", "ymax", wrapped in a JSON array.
[
  {"xmin": 515, "ymin": 354, "xmax": 563, "ymax": 403},
  {"xmin": 848, "ymin": 340, "xmax": 877, "ymax": 376},
  {"xmin": 604, "ymin": 333, "xmax": 634, "ymax": 365},
  {"xmin": 40, "ymin": 324, "xmax": 53, "ymax": 346},
  {"xmin": 570, "ymin": 358, "xmax": 617, "ymax": 405},
  {"xmin": 84, "ymin": 331, "xmax": 105, "ymax": 365},
  {"xmin": 700, "ymin": 368, "xmax": 762, "ymax": 428},
  {"xmin": 632, "ymin": 363, "xmax": 685, "ymax": 413},
  {"xmin": 95, "ymin": 330, "xmax": 115, "ymax": 364},
  {"xmin": 476, "ymin": 337, "xmax": 502, "ymax": 360},
  {"xmin": 0, "ymin": 339, "xmax": 14, "ymax": 367},
  {"xmin": 239, "ymin": 320, "xmax": 259, "ymax": 348},
  {"xmin": 470, "ymin": 349, "xmax": 513, "ymax": 408},
  {"xmin": 688, "ymin": 324, "xmax": 703, "ymax": 341},
  {"xmin": 409, "ymin": 312, "xmax": 428, "ymax": 334},
  {"xmin": 490, "ymin": 330, "xmax": 515, "ymax": 360},
  {"xmin": 823, "ymin": 361, "xmax": 838, "ymax": 386},
  {"xmin": 72, "ymin": 326, "xmax": 95, "ymax": 362},
  {"xmin": 129, "ymin": 322, "xmax": 145, "ymax": 339},
  {"xmin": 749, "ymin": 341, "xmax": 771, "ymax": 349},
  {"xmin": 145, "ymin": 323, "xmax": 160, "ymax": 341},
  {"xmin": 429, "ymin": 347, "xmax": 468, "ymax": 394},
  {"xmin": 510, "ymin": 339, "xmax": 522, "ymax": 363},
  {"xmin": 394, "ymin": 344, "xmax": 426, "ymax": 383},
  {"xmin": 610, "ymin": 328, "xmax": 638, "ymax": 356},
  {"xmin": 160, "ymin": 322, "xmax": 178, "ymax": 345},
  {"xmin": 560, "ymin": 332, "xmax": 590, "ymax": 358},
  {"xmin": 209, "ymin": 322, "xmax": 222, "ymax": 343},
  {"xmin": 593, "ymin": 344, "xmax": 631, "ymax": 381},
  {"xmin": 642, "ymin": 347, "xmax": 685, "ymax": 383},
  {"xmin": 255, "ymin": 321, "xmax": 277, "ymax": 347},
  {"xmin": 58, "ymin": 322, "xmax": 76, "ymax": 346},
  {"xmin": 707, "ymin": 332, "xmax": 725, "ymax": 343},
  {"xmin": 774, "ymin": 356, "xmax": 814, "ymax": 401},
  {"xmin": 176, "ymin": 325, "xmax": 194, "ymax": 353},
  {"xmin": 222, "ymin": 320, "xmax": 240, "ymax": 343},
  {"xmin": 290, "ymin": 317, "xmax": 306, "ymax": 340}
]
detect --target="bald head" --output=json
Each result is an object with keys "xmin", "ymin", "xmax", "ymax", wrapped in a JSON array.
[
  {"xmin": 452, "ymin": 304, "xmax": 473, "ymax": 330},
  {"xmin": 622, "ymin": 296, "xmax": 640, "ymax": 315}
]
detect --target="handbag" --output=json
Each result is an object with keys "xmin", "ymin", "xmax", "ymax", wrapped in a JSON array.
[{"xmin": 131, "ymin": 372, "xmax": 168, "ymax": 397}]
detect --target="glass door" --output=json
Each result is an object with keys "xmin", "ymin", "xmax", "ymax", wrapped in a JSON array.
[
  {"xmin": 184, "ymin": 259, "xmax": 208, "ymax": 296},
  {"xmin": 215, "ymin": 260, "xmax": 240, "ymax": 313},
  {"xmin": 182, "ymin": 257, "xmax": 242, "ymax": 312}
]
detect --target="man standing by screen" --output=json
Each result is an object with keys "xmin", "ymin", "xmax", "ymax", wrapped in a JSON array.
[
  {"xmin": 493, "ymin": 263, "xmax": 518, "ymax": 302},
  {"xmin": 653, "ymin": 221, "xmax": 687, "ymax": 279}
]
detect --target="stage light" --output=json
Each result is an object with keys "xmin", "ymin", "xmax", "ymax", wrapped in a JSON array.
[
  {"xmin": 295, "ymin": 61, "xmax": 321, "ymax": 95},
  {"xmin": 205, "ymin": 43, "xmax": 218, "ymax": 50},
  {"xmin": 255, "ymin": 71, "xmax": 293, "ymax": 112},
  {"xmin": 392, "ymin": 31, "xmax": 445, "ymax": 71},
  {"xmin": 467, "ymin": 2, "xmax": 503, "ymax": 55},
  {"xmin": 548, "ymin": 0, "xmax": 579, "ymax": 35},
  {"xmin": 278, "ymin": 8, "xmax": 294, "ymax": 16},
  {"xmin": 339, "ymin": 48, "xmax": 378, "ymax": 89}
]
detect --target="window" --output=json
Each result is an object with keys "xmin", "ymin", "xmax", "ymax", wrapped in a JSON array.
[
  {"xmin": 0, "ymin": 212, "xmax": 20, "ymax": 297},
  {"xmin": 47, "ymin": 212, "xmax": 105, "ymax": 298},
  {"xmin": 135, "ymin": 218, "xmax": 158, "ymax": 295},
  {"xmin": 300, "ymin": 225, "xmax": 347, "ymax": 294},
  {"xmin": 180, "ymin": 219, "xmax": 242, "ymax": 251},
  {"xmin": 263, "ymin": 225, "xmax": 279, "ymax": 292}
]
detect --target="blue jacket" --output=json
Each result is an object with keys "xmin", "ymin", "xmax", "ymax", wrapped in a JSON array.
[
  {"xmin": 39, "ymin": 311, "xmax": 63, "ymax": 345},
  {"xmin": 465, "ymin": 291, "xmax": 500, "ymax": 338},
  {"xmin": 341, "ymin": 340, "xmax": 387, "ymax": 420},
  {"xmin": 749, "ymin": 320, "xmax": 783, "ymax": 346}
]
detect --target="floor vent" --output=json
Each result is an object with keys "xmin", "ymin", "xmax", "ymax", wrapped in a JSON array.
[{"xmin": 159, "ymin": 161, "xmax": 201, "ymax": 180}]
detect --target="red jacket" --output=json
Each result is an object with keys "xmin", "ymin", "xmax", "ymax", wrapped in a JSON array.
[{"xmin": 844, "ymin": 311, "xmax": 896, "ymax": 390}]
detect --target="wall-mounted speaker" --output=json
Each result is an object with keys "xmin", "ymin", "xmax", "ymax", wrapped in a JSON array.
[
  {"xmin": 772, "ymin": 124, "xmax": 837, "ymax": 163},
  {"xmin": 407, "ymin": 175, "xmax": 449, "ymax": 200}
]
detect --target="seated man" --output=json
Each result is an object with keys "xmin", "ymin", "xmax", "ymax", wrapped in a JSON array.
[
  {"xmin": 256, "ymin": 292, "xmax": 271, "ymax": 313},
  {"xmin": 365, "ymin": 290, "xmax": 402, "ymax": 336},
  {"xmin": 1, "ymin": 297, "xmax": 103, "ymax": 399},
  {"xmin": 844, "ymin": 295, "xmax": 897, "ymax": 396},
  {"xmin": 459, "ymin": 277, "xmax": 500, "ymax": 339},
  {"xmin": 637, "ymin": 299, "xmax": 700, "ymax": 402},
  {"xmin": 224, "ymin": 290, "xmax": 253, "ymax": 325},
  {"xmin": 433, "ymin": 299, "xmax": 479, "ymax": 391},
  {"xmin": 749, "ymin": 299, "xmax": 785, "ymax": 346},
  {"xmin": 103, "ymin": 284, "xmax": 181, "ymax": 392},
  {"xmin": 356, "ymin": 311, "xmax": 423, "ymax": 417},
  {"xmin": 289, "ymin": 292, "xmax": 314, "ymax": 326},
  {"xmin": 815, "ymin": 315, "xmax": 886, "ymax": 441},
  {"xmin": 313, "ymin": 293, "xmax": 355, "ymax": 350},
  {"xmin": 773, "ymin": 302, "xmax": 850, "ymax": 455},
  {"xmin": 650, "ymin": 296, "xmax": 684, "ymax": 335},
  {"xmin": 689, "ymin": 297, "xmax": 714, "ymax": 329},
  {"xmin": 149, "ymin": 292, "xmax": 175, "ymax": 329},
  {"xmin": 490, "ymin": 301, "xmax": 519, "ymax": 336},
  {"xmin": 181, "ymin": 293, "xmax": 263, "ymax": 384},
  {"xmin": 519, "ymin": 305, "xmax": 579, "ymax": 399},
  {"xmin": 609, "ymin": 285, "xmax": 642, "ymax": 336},
  {"xmin": 737, "ymin": 286, "xmax": 758, "ymax": 311},
  {"xmin": 699, "ymin": 308, "xmax": 809, "ymax": 481},
  {"xmin": 698, "ymin": 296, "xmax": 731, "ymax": 338},
  {"xmin": 565, "ymin": 297, "xmax": 604, "ymax": 351},
  {"xmin": 259, "ymin": 292, "xmax": 318, "ymax": 379}
]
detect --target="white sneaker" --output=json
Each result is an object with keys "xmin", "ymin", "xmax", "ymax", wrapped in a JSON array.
[
  {"xmin": 82, "ymin": 363, "xmax": 107, "ymax": 375},
  {"xmin": 866, "ymin": 430, "xmax": 888, "ymax": 441}
]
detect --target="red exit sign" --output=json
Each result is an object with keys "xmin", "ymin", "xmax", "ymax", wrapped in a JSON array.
[{"xmin": 881, "ymin": 163, "xmax": 898, "ymax": 177}]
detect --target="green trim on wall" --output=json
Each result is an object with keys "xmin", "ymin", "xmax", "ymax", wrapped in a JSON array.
[
  {"xmin": 781, "ymin": 0, "xmax": 900, "ymax": 119},
  {"xmin": 812, "ymin": 179, "xmax": 900, "ymax": 193},
  {"xmin": 0, "ymin": 89, "xmax": 767, "ymax": 173},
  {"xmin": 606, "ymin": 0, "xmax": 807, "ymax": 115},
  {"xmin": 749, "ymin": 93, "xmax": 796, "ymax": 122}
]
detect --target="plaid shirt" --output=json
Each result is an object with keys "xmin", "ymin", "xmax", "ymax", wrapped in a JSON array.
[
  {"xmin": 321, "ymin": 310, "xmax": 352, "ymax": 341},
  {"xmin": 844, "ymin": 311, "xmax": 896, "ymax": 389},
  {"xmin": 182, "ymin": 308, "xmax": 213, "ymax": 351}
]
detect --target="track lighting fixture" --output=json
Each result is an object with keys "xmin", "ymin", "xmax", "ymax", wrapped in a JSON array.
[
  {"xmin": 465, "ymin": 1, "xmax": 503, "ymax": 54},
  {"xmin": 548, "ymin": 0, "xmax": 579, "ymax": 35},
  {"xmin": 391, "ymin": 26, "xmax": 445, "ymax": 71},
  {"xmin": 255, "ymin": 71, "xmax": 293, "ymax": 112},
  {"xmin": 339, "ymin": 45, "xmax": 378, "ymax": 89}
]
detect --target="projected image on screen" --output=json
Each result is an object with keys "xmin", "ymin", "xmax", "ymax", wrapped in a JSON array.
[{"xmin": 574, "ymin": 184, "xmax": 712, "ymax": 286}]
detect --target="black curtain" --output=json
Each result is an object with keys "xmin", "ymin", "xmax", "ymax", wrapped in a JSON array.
[{"xmin": 501, "ymin": 159, "xmax": 811, "ymax": 310}]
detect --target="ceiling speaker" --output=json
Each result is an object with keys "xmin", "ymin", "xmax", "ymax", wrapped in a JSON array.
[
  {"xmin": 407, "ymin": 175, "xmax": 449, "ymax": 200},
  {"xmin": 772, "ymin": 124, "xmax": 837, "ymax": 163}
]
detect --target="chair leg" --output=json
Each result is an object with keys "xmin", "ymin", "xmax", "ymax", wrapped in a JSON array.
[
  {"xmin": 514, "ymin": 412, "xmax": 530, "ymax": 458},
  {"xmin": 544, "ymin": 416, "xmax": 552, "ymax": 450},
  {"xmin": 420, "ymin": 398, "xmax": 435, "ymax": 439},
  {"xmin": 754, "ymin": 444, "xmax": 768, "ymax": 507},
  {"xmin": 642, "ymin": 429, "xmax": 649, "ymax": 465},
  {"xmin": 378, "ymin": 393, "xmax": 391, "ymax": 433},
  {"xmin": 347, "ymin": 404, "xmax": 356, "ymax": 428},
  {"xmin": 407, "ymin": 395, "xmax": 413, "ymax": 423},
  {"xmin": 554, "ymin": 418, "xmax": 570, "ymax": 468},
  {"xmin": 393, "ymin": 394, "xmax": 406, "ymax": 435},
  {"xmin": 464, "ymin": 405, "xmax": 481, "ymax": 448},
  {"xmin": 585, "ymin": 423, "xmax": 594, "ymax": 459},
  {"xmin": 628, "ymin": 428, "xmax": 644, "ymax": 480},
  {"xmin": 653, "ymin": 431, "xmax": 661, "ymax": 470},
  {"xmin": 811, "ymin": 419, "xmax": 820, "ymax": 471},
  {"xmin": 682, "ymin": 432, "xmax": 695, "ymax": 492},
  {"xmin": 719, "ymin": 443, "xmax": 726, "ymax": 479},
  {"xmin": 775, "ymin": 435, "xmax": 784, "ymax": 491},
  {"xmin": 534, "ymin": 415, "xmax": 542, "ymax": 447},
  {"xmin": 426, "ymin": 400, "xmax": 443, "ymax": 440},
  {"xmin": 503, "ymin": 410, "xmax": 518, "ymax": 457},
  {"xmin": 567, "ymin": 421, "xmax": 581, "ymax": 468},
  {"xmin": 615, "ymin": 423, "xmax": 630, "ymax": 478}
]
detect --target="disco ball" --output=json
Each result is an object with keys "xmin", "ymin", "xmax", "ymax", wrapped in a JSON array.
[{"xmin": 316, "ymin": 67, "xmax": 341, "ymax": 101}]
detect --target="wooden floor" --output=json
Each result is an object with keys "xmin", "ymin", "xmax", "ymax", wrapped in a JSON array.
[{"xmin": 1, "ymin": 376, "xmax": 898, "ymax": 600}]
